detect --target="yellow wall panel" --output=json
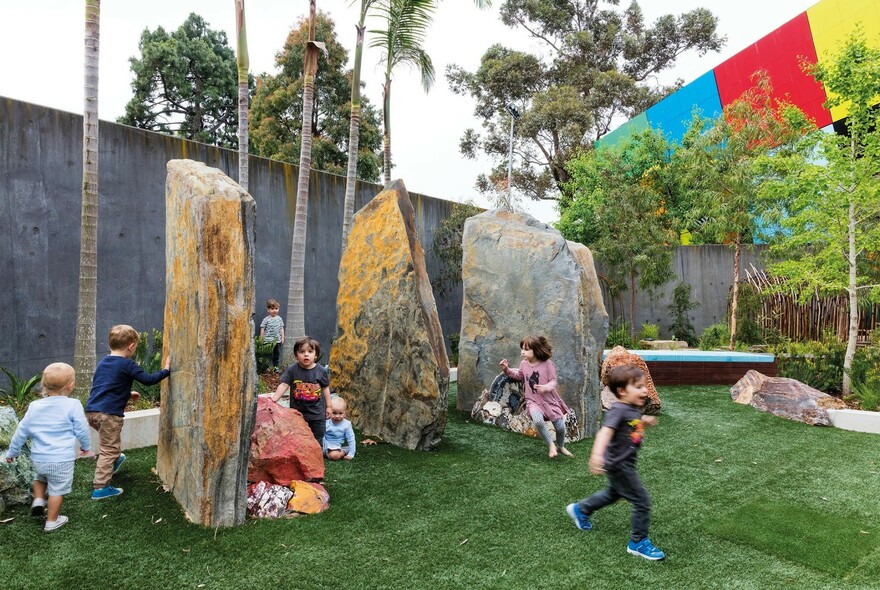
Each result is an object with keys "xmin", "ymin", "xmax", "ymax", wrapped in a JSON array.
[{"xmin": 807, "ymin": 0, "xmax": 880, "ymax": 121}]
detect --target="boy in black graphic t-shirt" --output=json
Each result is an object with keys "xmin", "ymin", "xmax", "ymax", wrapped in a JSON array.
[
  {"xmin": 565, "ymin": 364, "xmax": 665, "ymax": 561},
  {"xmin": 270, "ymin": 336, "xmax": 331, "ymax": 444}
]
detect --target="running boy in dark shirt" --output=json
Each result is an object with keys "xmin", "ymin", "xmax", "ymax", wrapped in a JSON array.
[{"xmin": 565, "ymin": 364, "xmax": 665, "ymax": 560}]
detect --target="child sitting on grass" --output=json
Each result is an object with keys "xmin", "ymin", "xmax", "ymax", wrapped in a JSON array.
[
  {"xmin": 566, "ymin": 364, "xmax": 664, "ymax": 561},
  {"xmin": 324, "ymin": 397, "xmax": 356, "ymax": 461},
  {"xmin": 4, "ymin": 362, "xmax": 92, "ymax": 532},
  {"xmin": 86, "ymin": 325, "xmax": 170, "ymax": 500}
]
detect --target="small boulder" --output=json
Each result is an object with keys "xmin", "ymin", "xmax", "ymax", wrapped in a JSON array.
[
  {"xmin": 0, "ymin": 406, "xmax": 35, "ymax": 514},
  {"xmin": 249, "ymin": 397, "xmax": 324, "ymax": 484},
  {"xmin": 247, "ymin": 481, "xmax": 294, "ymax": 519},
  {"xmin": 731, "ymin": 370, "xmax": 846, "ymax": 426},
  {"xmin": 601, "ymin": 346, "xmax": 661, "ymax": 414},
  {"xmin": 287, "ymin": 480, "xmax": 330, "ymax": 515}
]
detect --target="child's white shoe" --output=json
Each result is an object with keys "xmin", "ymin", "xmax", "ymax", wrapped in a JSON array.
[
  {"xmin": 44, "ymin": 515, "xmax": 68, "ymax": 532},
  {"xmin": 30, "ymin": 498, "xmax": 47, "ymax": 517}
]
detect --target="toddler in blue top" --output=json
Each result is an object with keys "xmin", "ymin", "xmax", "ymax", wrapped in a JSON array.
[
  {"xmin": 85, "ymin": 325, "xmax": 170, "ymax": 500},
  {"xmin": 324, "ymin": 397, "xmax": 356, "ymax": 461},
  {"xmin": 5, "ymin": 362, "xmax": 92, "ymax": 532}
]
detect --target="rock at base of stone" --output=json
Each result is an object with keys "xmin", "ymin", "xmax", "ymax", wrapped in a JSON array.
[
  {"xmin": 731, "ymin": 370, "xmax": 845, "ymax": 426},
  {"xmin": 249, "ymin": 397, "xmax": 324, "ymax": 485},
  {"xmin": 471, "ymin": 373, "xmax": 582, "ymax": 442},
  {"xmin": 601, "ymin": 346, "xmax": 661, "ymax": 415},
  {"xmin": 247, "ymin": 481, "xmax": 294, "ymax": 519},
  {"xmin": 331, "ymin": 180, "xmax": 449, "ymax": 451},
  {"xmin": 288, "ymin": 480, "xmax": 330, "ymax": 515},
  {"xmin": 0, "ymin": 406, "xmax": 35, "ymax": 514}
]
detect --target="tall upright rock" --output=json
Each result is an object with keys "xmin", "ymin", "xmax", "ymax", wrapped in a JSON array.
[
  {"xmin": 157, "ymin": 159, "xmax": 256, "ymax": 527},
  {"xmin": 331, "ymin": 180, "xmax": 449, "ymax": 450},
  {"xmin": 458, "ymin": 210, "xmax": 608, "ymax": 440}
]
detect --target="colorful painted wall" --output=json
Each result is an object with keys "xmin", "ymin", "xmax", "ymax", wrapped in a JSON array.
[{"xmin": 598, "ymin": 0, "xmax": 880, "ymax": 148}]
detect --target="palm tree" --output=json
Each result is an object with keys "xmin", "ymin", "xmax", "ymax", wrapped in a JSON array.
[
  {"xmin": 235, "ymin": 0, "xmax": 249, "ymax": 192},
  {"xmin": 74, "ymin": 0, "xmax": 100, "ymax": 400},
  {"xmin": 283, "ymin": 0, "xmax": 326, "ymax": 365},
  {"xmin": 370, "ymin": 0, "xmax": 437, "ymax": 186}
]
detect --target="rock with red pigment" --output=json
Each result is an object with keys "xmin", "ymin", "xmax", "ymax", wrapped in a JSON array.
[
  {"xmin": 248, "ymin": 397, "xmax": 324, "ymax": 484},
  {"xmin": 730, "ymin": 370, "xmax": 845, "ymax": 426}
]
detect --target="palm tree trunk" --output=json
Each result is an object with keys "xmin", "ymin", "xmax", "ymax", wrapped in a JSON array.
[
  {"xmin": 843, "ymin": 201, "xmax": 858, "ymax": 396},
  {"xmin": 382, "ymin": 77, "xmax": 391, "ymax": 186},
  {"xmin": 283, "ymin": 0, "xmax": 320, "ymax": 366},
  {"xmin": 74, "ymin": 0, "xmax": 100, "ymax": 401},
  {"xmin": 728, "ymin": 235, "xmax": 741, "ymax": 351},
  {"xmin": 342, "ymin": 14, "xmax": 366, "ymax": 247},
  {"xmin": 235, "ymin": 0, "xmax": 249, "ymax": 192},
  {"xmin": 629, "ymin": 271, "xmax": 636, "ymax": 342}
]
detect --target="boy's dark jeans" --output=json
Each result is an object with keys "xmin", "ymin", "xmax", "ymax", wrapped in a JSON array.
[
  {"xmin": 271, "ymin": 344, "xmax": 281, "ymax": 368},
  {"xmin": 577, "ymin": 463, "xmax": 652, "ymax": 542}
]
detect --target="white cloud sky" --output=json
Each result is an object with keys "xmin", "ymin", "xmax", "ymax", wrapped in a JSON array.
[{"xmin": 0, "ymin": 0, "xmax": 817, "ymax": 223}]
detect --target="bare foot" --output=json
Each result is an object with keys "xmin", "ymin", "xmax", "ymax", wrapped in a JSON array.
[
  {"xmin": 559, "ymin": 447, "xmax": 574, "ymax": 458},
  {"xmin": 548, "ymin": 444, "xmax": 558, "ymax": 459}
]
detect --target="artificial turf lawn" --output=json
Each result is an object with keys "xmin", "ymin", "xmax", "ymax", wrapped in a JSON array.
[{"xmin": 1, "ymin": 385, "xmax": 880, "ymax": 590}]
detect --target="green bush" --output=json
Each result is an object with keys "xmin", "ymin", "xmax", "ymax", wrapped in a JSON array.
[
  {"xmin": 448, "ymin": 332, "xmax": 460, "ymax": 367},
  {"xmin": 254, "ymin": 336, "xmax": 276, "ymax": 374},
  {"xmin": 0, "ymin": 366, "xmax": 42, "ymax": 418},
  {"xmin": 132, "ymin": 330, "xmax": 164, "ymax": 404},
  {"xmin": 639, "ymin": 322, "xmax": 660, "ymax": 341},
  {"xmin": 607, "ymin": 320, "xmax": 637, "ymax": 349},
  {"xmin": 733, "ymin": 285, "xmax": 764, "ymax": 345},
  {"xmin": 848, "ymin": 376, "xmax": 880, "ymax": 411},
  {"xmin": 668, "ymin": 282, "xmax": 699, "ymax": 346},
  {"xmin": 772, "ymin": 332, "xmax": 880, "ymax": 395},
  {"xmin": 698, "ymin": 323, "xmax": 731, "ymax": 351}
]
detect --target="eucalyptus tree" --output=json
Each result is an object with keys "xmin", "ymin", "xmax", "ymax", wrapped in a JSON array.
[
  {"xmin": 370, "ymin": 0, "xmax": 437, "ymax": 185},
  {"xmin": 235, "ymin": 0, "xmax": 249, "ymax": 191},
  {"xmin": 74, "ymin": 0, "xmax": 100, "ymax": 400}
]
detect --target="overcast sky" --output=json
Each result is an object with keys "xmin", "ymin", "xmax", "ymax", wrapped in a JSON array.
[{"xmin": 0, "ymin": 0, "xmax": 817, "ymax": 222}]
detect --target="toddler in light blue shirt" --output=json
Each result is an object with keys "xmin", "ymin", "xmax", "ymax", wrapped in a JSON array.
[
  {"xmin": 324, "ymin": 397, "xmax": 356, "ymax": 461},
  {"xmin": 5, "ymin": 363, "xmax": 92, "ymax": 532}
]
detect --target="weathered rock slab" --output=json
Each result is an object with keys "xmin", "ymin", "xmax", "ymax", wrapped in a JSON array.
[
  {"xmin": 156, "ymin": 159, "xmax": 257, "ymax": 527},
  {"xmin": 0, "ymin": 406, "xmax": 34, "ymax": 514},
  {"xmin": 249, "ymin": 397, "xmax": 324, "ymax": 484},
  {"xmin": 601, "ymin": 346, "xmax": 661, "ymax": 414},
  {"xmin": 246, "ymin": 480, "xmax": 330, "ymax": 519},
  {"xmin": 731, "ymin": 370, "xmax": 845, "ymax": 426},
  {"xmin": 458, "ymin": 210, "xmax": 608, "ymax": 439},
  {"xmin": 331, "ymin": 180, "xmax": 449, "ymax": 450}
]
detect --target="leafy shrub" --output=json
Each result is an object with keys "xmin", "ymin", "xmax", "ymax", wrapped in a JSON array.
[
  {"xmin": 772, "ymin": 332, "xmax": 880, "ymax": 395},
  {"xmin": 732, "ymin": 285, "xmax": 764, "ymax": 345},
  {"xmin": 132, "ymin": 330, "xmax": 164, "ymax": 404},
  {"xmin": 848, "ymin": 376, "xmax": 880, "ymax": 411},
  {"xmin": 0, "ymin": 366, "xmax": 42, "ymax": 418},
  {"xmin": 448, "ymin": 332, "xmax": 460, "ymax": 367},
  {"xmin": 607, "ymin": 320, "xmax": 637, "ymax": 349},
  {"xmin": 254, "ymin": 336, "xmax": 276, "ymax": 374},
  {"xmin": 639, "ymin": 323, "xmax": 659, "ymax": 341},
  {"xmin": 698, "ymin": 323, "xmax": 731, "ymax": 351},
  {"xmin": 668, "ymin": 282, "xmax": 699, "ymax": 345}
]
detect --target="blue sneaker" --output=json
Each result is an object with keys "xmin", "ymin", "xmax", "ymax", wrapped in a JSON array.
[
  {"xmin": 112, "ymin": 453, "xmax": 126, "ymax": 474},
  {"xmin": 627, "ymin": 537, "xmax": 665, "ymax": 560},
  {"xmin": 91, "ymin": 485, "xmax": 124, "ymax": 500},
  {"xmin": 566, "ymin": 503, "xmax": 592, "ymax": 531}
]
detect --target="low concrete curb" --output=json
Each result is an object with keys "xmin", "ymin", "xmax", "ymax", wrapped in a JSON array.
[{"xmin": 827, "ymin": 409, "xmax": 880, "ymax": 435}]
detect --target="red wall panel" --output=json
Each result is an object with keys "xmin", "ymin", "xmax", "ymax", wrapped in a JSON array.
[{"xmin": 713, "ymin": 13, "xmax": 831, "ymax": 127}]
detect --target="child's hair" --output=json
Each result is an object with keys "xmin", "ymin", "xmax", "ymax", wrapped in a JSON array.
[
  {"xmin": 330, "ymin": 396, "xmax": 347, "ymax": 411},
  {"xmin": 109, "ymin": 325, "xmax": 140, "ymax": 350},
  {"xmin": 520, "ymin": 335, "xmax": 552, "ymax": 361},
  {"xmin": 41, "ymin": 362, "xmax": 74, "ymax": 394},
  {"xmin": 607, "ymin": 364, "xmax": 645, "ymax": 397},
  {"xmin": 293, "ymin": 336, "xmax": 321, "ymax": 359},
  {"xmin": 266, "ymin": 298, "xmax": 280, "ymax": 309}
]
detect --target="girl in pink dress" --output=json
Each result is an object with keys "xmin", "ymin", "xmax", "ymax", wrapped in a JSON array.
[{"xmin": 500, "ymin": 335, "xmax": 573, "ymax": 459}]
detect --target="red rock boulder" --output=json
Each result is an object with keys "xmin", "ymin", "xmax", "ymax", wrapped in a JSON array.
[
  {"xmin": 248, "ymin": 397, "xmax": 324, "ymax": 484},
  {"xmin": 730, "ymin": 370, "xmax": 846, "ymax": 426}
]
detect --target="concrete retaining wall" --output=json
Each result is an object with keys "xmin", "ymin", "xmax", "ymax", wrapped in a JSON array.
[{"xmin": 0, "ymin": 97, "xmax": 462, "ymax": 378}]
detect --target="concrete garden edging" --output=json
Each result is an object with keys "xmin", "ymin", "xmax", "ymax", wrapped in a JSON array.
[{"xmin": 827, "ymin": 409, "xmax": 880, "ymax": 435}]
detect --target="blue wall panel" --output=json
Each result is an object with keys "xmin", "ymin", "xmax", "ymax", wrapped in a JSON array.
[{"xmin": 645, "ymin": 71, "xmax": 722, "ymax": 144}]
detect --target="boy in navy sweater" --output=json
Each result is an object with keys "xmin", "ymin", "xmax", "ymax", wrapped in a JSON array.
[{"xmin": 86, "ymin": 325, "xmax": 170, "ymax": 500}]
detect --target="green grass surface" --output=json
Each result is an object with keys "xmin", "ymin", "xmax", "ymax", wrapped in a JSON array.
[{"xmin": 2, "ymin": 385, "xmax": 880, "ymax": 590}]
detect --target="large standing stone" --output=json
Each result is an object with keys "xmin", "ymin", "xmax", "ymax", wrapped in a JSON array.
[
  {"xmin": 156, "ymin": 159, "xmax": 256, "ymax": 527},
  {"xmin": 331, "ymin": 180, "xmax": 449, "ymax": 450},
  {"xmin": 731, "ymin": 370, "xmax": 845, "ymax": 426},
  {"xmin": 458, "ymin": 210, "xmax": 608, "ymax": 440}
]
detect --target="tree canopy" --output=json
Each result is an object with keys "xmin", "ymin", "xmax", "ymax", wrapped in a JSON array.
[
  {"xmin": 250, "ymin": 12, "xmax": 383, "ymax": 182},
  {"xmin": 118, "ymin": 13, "xmax": 245, "ymax": 148},
  {"xmin": 447, "ymin": 0, "xmax": 724, "ymax": 201}
]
